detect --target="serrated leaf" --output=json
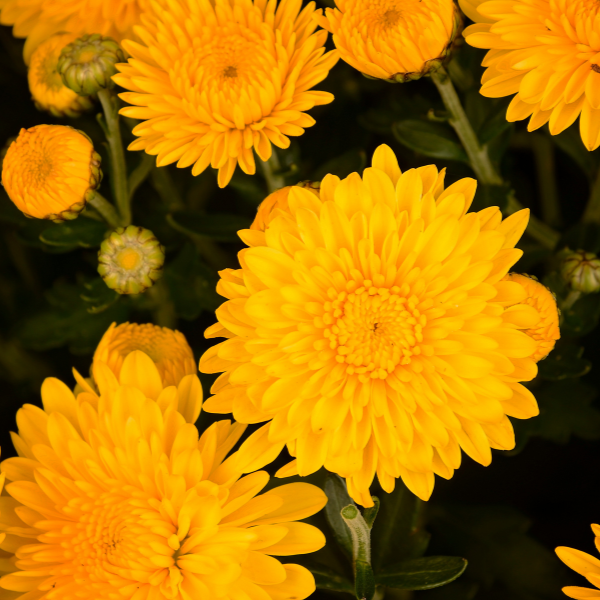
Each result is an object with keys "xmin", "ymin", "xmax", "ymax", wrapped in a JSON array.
[
  {"xmin": 375, "ymin": 556, "xmax": 468, "ymax": 590},
  {"xmin": 168, "ymin": 211, "xmax": 250, "ymax": 242},
  {"xmin": 371, "ymin": 480, "xmax": 430, "ymax": 570},
  {"xmin": 324, "ymin": 474, "xmax": 355, "ymax": 559},
  {"xmin": 537, "ymin": 343, "xmax": 591, "ymax": 380},
  {"xmin": 393, "ymin": 120, "xmax": 467, "ymax": 162},
  {"xmin": 40, "ymin": 218, "xmax": 108, "ymax": 249}
]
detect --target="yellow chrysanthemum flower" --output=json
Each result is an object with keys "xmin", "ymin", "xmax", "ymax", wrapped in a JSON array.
[
  {"xmin": 251, "ymin": 182, "xmax": 321, "ymax": 231},
  {"xmin": 460, "ymin": 0, "xmax": 600, "ymax": 150},
  {"xmin": 0, "ymin": 351, "xmax": 327, "ymax": 599},
  {"xmin": 556, "ymin": 525, "xmax": 600, "ymax": 600},
  {"xmin": 315, "ymin": 0, "xmax": 462, "ymax": 82},
  {"xmin": 0, "ymin": 0, "xmax": 148, "ymax": 63},
  {"xmin": 503, "ymin": 273, "xmax": 560, "ymax": 362},
  {"xmin": 94, "ymin": 321, "xmax": 197, "ymax": 387},
  {"xmin": 113, "ymin": 0, "xmax": 339, "ymax": 188},
  {"xmin": 1, "ymin": 124, "xmax": 101, "ymax": 221},
  {"xmin": 28, "ymin": 32, "xmax": 94, "ymax": 118},
  {"xmin": 200, "ymin": 144, "xmax": 547, "ymax": 506}
]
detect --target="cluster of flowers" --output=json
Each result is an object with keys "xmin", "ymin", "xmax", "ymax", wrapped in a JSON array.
[{"xmin": 0, "ymin": 0, "xmax": 599, "ymax": 598}]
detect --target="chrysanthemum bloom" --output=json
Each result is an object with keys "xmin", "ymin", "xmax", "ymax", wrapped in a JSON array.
[
  {"xmin": 94, "ymin": 321, "xmax": 197, "ymax": 387},
  {"xmin": 556, "ymin": 525, "xmax": 600, "ymax": 599},
  {"xmin": 0, "ymin": 0, "xmax": 149, "ymax": 63},
  {"xmin": 1, "ymin": 124, "xmax": 101, "ymax": 221},
  {"xmin": 28, "ymin": 32, "xmax": 94, "ymax": 117},
  {"xmin": 503, "ymin": 273, "xmax": 560, "ymax": 362},
  {"xmin": 113, "ymin": 0, "xmax": 339, "ymax": 188},
  {"xmin": 460, "ymin": 0, "xmax": 600, "ymax": 151},
  {"xmin": 200, "ymin": 144, "xmax": 546, "ymax": 506},
  {"xmin": 98, "ymin": 225, "xmax": 165, "ymax": 294},
  {"xmin": 315, "ymin": 0, "xmax": 462, "ymax": 82},
  {"xmin": 251, "ymin": 182, "xmax": 321, "ymax": 231},
  {"xmin": 0, "ymin": 351, "xmax": 327, "ymax": 599}
]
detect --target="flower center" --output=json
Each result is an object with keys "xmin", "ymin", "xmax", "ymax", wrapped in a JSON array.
[
  {"xmin": 22, "ymin": 146, "xmax": 54, "ymax": 189},
  {"xmin": 117, "ymin": 247, "xmax": 143, "ymax": 271},
  {"xmin": 323, "ymin": 283, "xmax": 426, "ymax": 382},
  {"xmin": 223, "ymin": 65, "xmax": 238, "ymax": 78},
  {"xmin": 381, "ymin": 8, "xmax": 402, "ymax": 27}
]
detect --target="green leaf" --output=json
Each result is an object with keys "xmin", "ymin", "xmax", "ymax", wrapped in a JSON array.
[
  {"xmin": 561, "ymin": 292, "xmax": 600, "ymax": 337},
  {"xmin": 79, "ymin": 278, "xmax": 120, "ymax": 314},
  {"xmin": 393, "ymin": 120, "xmax": 467, "ymax": 162},
  {"xmin": 537, "ymin": 343, "xmax": 591, "ymax": 380},
  {"xmin": 163, "ymin": 243, "xmax": 220, "ymax": 321},
  {"xmin": 168, "ymin": 211, "xmax": 250, "ymax": 242},
  {"xmin": 312, "ymin": 148, "xmax": 367, "ymax": 181},
  {"xmin": 355, "ymin": 560, "xmax": 375, "ymax": 600},
  {"xmin": 511, "ymin": 380, "xmax": 600, "ymax": 453},
  {"xmin": 324, "ymin": 474, "xmax": 355, "ymax": 559},
  {"xmin": 554, "ymin": 125, "xmax": 600, "ymax": 178},
  {"xmin": 471, "ymin": 184, "xmax": 511, "ymax": 213},
  {"xmin": 371, "ymin": 479, "xmax": 430, "ymax": 571},
  {"xmin": 362, "ymin": 497, "xmax": 380, "ymax": 529},
  {"xmin": 375, "ymin": 556, "xmax": 468, "ymax": 590},
  {"xmin": 40, "ymin": 219, "xmax": 108, "ymax": 249}
]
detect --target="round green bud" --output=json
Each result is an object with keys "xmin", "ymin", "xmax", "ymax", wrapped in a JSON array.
[
  {"xmin": 58, "ymin": 34, "xmax": 125, "ymax": 97},
  {"xmin": 98, "ymin": 225, "xmax": 165, "ymax": 295},
  {"xmin": 559, "ymin": 249, "xmax": 600, "ymax": 293}
]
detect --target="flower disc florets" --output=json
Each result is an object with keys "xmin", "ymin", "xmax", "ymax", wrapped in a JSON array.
[
  {"xmin": 1, "ymin": 124, "xmax": 101, "ymax": 221},
  {"xmin": 0, "ymin": 0, "xmax": 149, "ymax": 63},
  {"xmin": 28, "ymin": 32, "xmax": 94, "ymax": 117},
  {"xmin": 0, "ymin": 352, "xmax": 327, "ymax": 599},
  {"xmin": 113, "ymin": 0, "xmax": 339, "ymax": 188},
  {"xmin": 200, "ymin": 144, "xmax": 554, "ymax": 506},
  {"xmin": 556, "ymin": 524, "xmax": 600, "ymax": 600},
  {"xmin": 98, "ymin": 225, "xmax": 165, "ymax": 294},
  {"xmin": 316, "ymin": 0, "xmax": 462, "ymax": 82},
  {"xmin": 58, "ymin": 33, "xmax": 125, "ymax": 96},
  {"xmin": 460, "ymin": 0, "xmax": 600, "ymax": 150},
  {"xmin": 94, "ymin": 321, "xmax": 197, "ymax": 387}
]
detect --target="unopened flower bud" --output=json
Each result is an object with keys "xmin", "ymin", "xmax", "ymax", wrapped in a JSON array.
[
  {"xmin": 560, "ymin": 249, "xmax": 600, "ymax": 293},
  {"xmin": 2, "ymin": 125, "xmax": 101, "ymax": 222},
  {"xmin": 58, "ymin": 34, "xmax": 125, "ymax": 96},
  {"xmin": 98, "ymin": 226, "xmax": 165, "ymax": 294}
]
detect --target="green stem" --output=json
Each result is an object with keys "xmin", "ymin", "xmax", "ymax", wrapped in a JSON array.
[
  {"xmin": 341, "ymin": 505, "xmax": 375, "ymax": 600},
  {"xmin": 562, "ymin": 289, "xmax": 581, "ymax": 311},
  {"xmin": 430, "ymin": 67, "xmax": 502, "ymax": 186},
  {"xmin": 260, "ymin": 150, "xmax": 286, "ymax": 194},
  {"xmin": 151, "ymin": 166, "xmax": 184, "ymax": 210},
  {"xmin": 431, "ymin": 67, "xmax": 560, "ymax": 249},
  {"xmin": 128, "ymin": 154, "xmax": 155, "ymax": 201},
  {"xmin": 98, "ymin": 89, "xmax": 130, "ymax": 225},
  {"xmin": 506, "ymin": 195, "xmax": 560, "ymax": 250},
  {"xmin": 583, "ymin": 165, "xmax": 600, "ymax": 223},
  {"xmin": 88, "ymin": 191, "xmax": 122, "ymax": 228},
  {"xmin": 530, "ymin": 134, "xmax": 561, "ymax": 227}
]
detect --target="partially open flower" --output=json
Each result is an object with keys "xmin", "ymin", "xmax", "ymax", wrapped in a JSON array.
[
  {"xmin": 94, "ymin": 322, "xmax": 197, "ymax": 387},
  {"xmin": 113, "ymin": 0, "xmax": 338, "ymax": 188},
  {"xmin": 1, "ymin": 124, "xmax": 101, "ymax": 221},
  {"xmin": 316, "ymin": 0, "xmax": 462, "ymax": 82},
  {"xmin": 251, "ymin": 182, "xmax": 321, "ymax": 232},
  {"xmin": 58, "ymin": 34, "xmax": 125, "ymax": 96},
  {"xmin": 98, "ymin": 225, "xmax": 165, "ymax": 294},
  {"xmin": 28, "ymin": 32, "xmax": 94, "ymax": 117},
  {"xmin": 560, "ymin": 249, "xmax": 600, "ymax": 294},
  {"xmin": 503, "ymin": 273, "xmax": 560, "ymax": 362}
]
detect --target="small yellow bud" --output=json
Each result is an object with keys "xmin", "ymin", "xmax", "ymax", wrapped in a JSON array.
[{"xmin": 98, "ymin": 225, "xmax": 165, "ymax": 294}]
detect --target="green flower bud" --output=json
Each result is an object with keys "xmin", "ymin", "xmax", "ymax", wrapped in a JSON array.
[
  {"xmin": 559, "ymin": 249, "xmax": 600, "ymax": 293},
  {"xmin": 98, "ymin": 226, "xmax": 165, "ymax": 295},
  {"xmin": 58, "ymin": 34, "xmax": 125, "ymax": 97}
]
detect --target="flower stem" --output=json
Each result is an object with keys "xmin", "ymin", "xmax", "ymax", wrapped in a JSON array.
[
  {"xmin": 260, "ymin": 150, "xmax": 286, "ymax": 194},
  {"xmin": 430, "ymin": 67, "xmax": 502, "ymax": 186},
  {"xmin": 530, "ymin": 134, "xmax": 561, "ymax": 227},
  {"xmin": 583, "ymin": 165, "xmax": 600, "ymax": 223},
  {"xmin": 88, "ymin": 190, "xmax": 122, "ymax": 228},
  {"xmin": 562, "ymin": 290, "xmax": 582, "ymax": 311},
  {"xmin": 430, "ymin": 66, "xmax": 560, "ymax": 249},
  {"xmin": 98, "ymin": 89, "xmax": 130, "ymax": 225},
  {"xmin": 341, "ymin": 505, "xmax": 375, "ymax": 600}
]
